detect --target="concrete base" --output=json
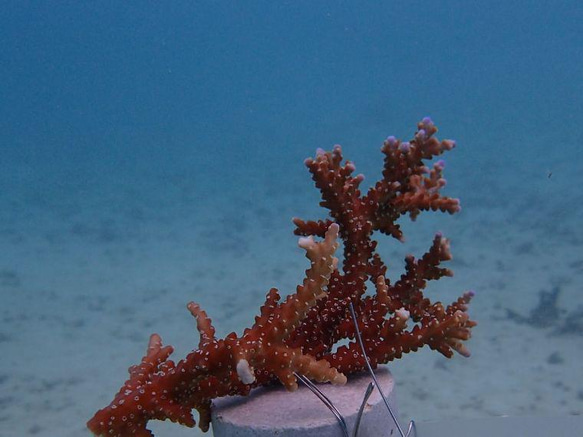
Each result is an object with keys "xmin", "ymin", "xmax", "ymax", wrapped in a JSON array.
[{"xmin": 211, "ymin": 366, "xmax": 398, "ymax": 437}]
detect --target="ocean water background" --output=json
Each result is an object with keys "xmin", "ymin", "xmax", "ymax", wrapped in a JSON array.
[{"xmin": 1, "ymin": 2, "xmax": 582, "ymax": 436}]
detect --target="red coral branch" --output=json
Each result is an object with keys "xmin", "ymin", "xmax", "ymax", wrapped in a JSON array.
[
  {"xmin": 88, "ymin": 118, "xmax": 476, "ymax": 436},
  {"xmin": 88, "ymin": 225, "xmax": 344, "ymax": 436}
]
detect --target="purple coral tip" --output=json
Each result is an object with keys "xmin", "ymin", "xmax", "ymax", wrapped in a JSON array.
[
  {"xmin": 421, "ymin": 116, "xmax": 433, "ymax": 126},
  {"xmin": 399, "ymin": 141, "xmax": 411, "ymax": 153},
  {"xmin": 435, "ymin": 159, "xmax": 446, "ymax": 170},
  {"xmin": 385, "ymin": 135, "xmax": 398, "ymax": 147}
]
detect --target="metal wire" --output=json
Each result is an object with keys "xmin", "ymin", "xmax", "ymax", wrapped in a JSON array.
[
  {"xmin": 294, "ymin": 372, "xmax": 350, "ymax": 437},
  {"xmin": 294, "ymin": 302, "xmax": 417, "ymax": 437},
  {"xmin": 349, "ymin": 302, "xmax": 417, "ymax": 437},
  {"xmin": 352, "ymin": 382, "xmax": 375, "ymax": 437}
]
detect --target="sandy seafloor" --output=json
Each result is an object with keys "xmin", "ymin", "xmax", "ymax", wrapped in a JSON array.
[
  {"xmin": 1, "ymin": 115, "xmax": 582, "ymax": 437},
  {"xmin": 1, "ymin": 4, "xmax": 583, "ymax": 436}
]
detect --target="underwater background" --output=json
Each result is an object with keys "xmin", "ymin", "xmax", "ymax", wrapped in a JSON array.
[{"xmin": 1, "ymin": 1, "xmax": 582, "ymax": 436}]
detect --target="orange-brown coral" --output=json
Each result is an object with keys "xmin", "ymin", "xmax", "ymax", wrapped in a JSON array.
[
  {"xmin": 87, "ymin": 224, "xmax": 344, "ymax": 436},
  {"xmin": 88, "ymin": 118, "xmax": 476, "ymax": 437}
]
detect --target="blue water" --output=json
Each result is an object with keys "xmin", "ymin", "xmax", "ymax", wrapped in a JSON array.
[{"xmin": 1, "ymin": 2, "xmax": 582, "ymax": 436}]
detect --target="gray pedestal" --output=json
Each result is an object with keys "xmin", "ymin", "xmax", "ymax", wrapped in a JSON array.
[{"xmin": 211, "ymin": 366, "xmax": 398, "ymax": 437}]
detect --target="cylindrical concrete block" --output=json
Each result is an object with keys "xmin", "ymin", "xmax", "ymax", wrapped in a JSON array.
[{"xmin": 211, "ymin": 366, "xmax": 398, "ymax": 436}]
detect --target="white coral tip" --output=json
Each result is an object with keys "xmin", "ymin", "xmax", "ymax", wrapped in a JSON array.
[
  {"xmin": 298, "ymin": 235, "xmax": 315, "ymax": 250},
  {"xmin": 236, "ymin": 359, "xmax": 256, "ymax": 384},
  {"xmin": 395, "ymin": 308, "xmax": 410, "ymax": 320}
]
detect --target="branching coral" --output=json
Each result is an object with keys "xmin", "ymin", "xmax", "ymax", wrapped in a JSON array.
[{"xmin": 87, "ymin": 118, "xmax": 476, "ymax": 437}]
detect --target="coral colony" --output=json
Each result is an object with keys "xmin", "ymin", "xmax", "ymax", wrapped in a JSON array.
[{"xmin": 87, "ymin": 118, "xmax": 476, "ymax": 437}]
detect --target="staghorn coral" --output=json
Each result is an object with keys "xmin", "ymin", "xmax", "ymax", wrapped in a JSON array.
[
  {"xmin": 88, "ymin": 118, "xmax": 476, "ymax": 436},
  {"xmin": 87, "ymin": 224, "xmax": 344, "ymax": 436}
]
